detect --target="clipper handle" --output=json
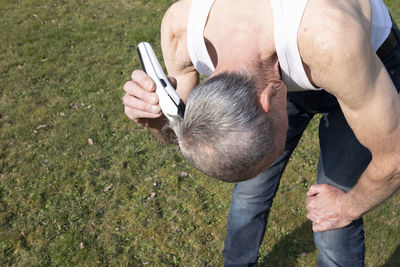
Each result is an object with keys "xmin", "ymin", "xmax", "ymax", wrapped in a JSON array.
[{"xmin": 137, "ymin": 42, "xmax": 185, "ymax": 120}]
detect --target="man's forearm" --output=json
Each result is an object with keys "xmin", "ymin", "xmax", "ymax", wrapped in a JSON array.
[{"xmin": 343, "ymin": 158, "xmax": 400, "ymax": 219}]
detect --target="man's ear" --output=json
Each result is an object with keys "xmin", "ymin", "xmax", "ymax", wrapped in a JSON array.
[{"xmin": 259, "ymin": 81, "xmax": 281, "ymax": 112}]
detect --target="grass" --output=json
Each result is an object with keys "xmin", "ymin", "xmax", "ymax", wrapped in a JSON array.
[{"xmin": 0, "ymin": 0, "xmax": 399, "ymax": 266}]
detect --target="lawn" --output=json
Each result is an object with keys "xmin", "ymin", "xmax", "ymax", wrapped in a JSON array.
[{"xmin": 0, "ymin": 0, "xmax": 399, "ymax": 266}]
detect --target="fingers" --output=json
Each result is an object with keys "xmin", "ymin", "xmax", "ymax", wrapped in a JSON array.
[
  {"xmin": 307, "ymin": 210, "xmax": 331, "ymax": 232},
  {"xmin": 124, "ymin": 105, "xmax": 161, "ymax": 122},
  {"xmin": 123, "ymin": 81, "xmax": 159, "ymax": 105},
  {"xmin": 305, "ymin": 195, "xmax": 316, "ymax": 210},
  {"xmin": 313, "ymin": 220, "xmax": 339, "ymax": 232},
  {"xmin": 131, "ymin": 69, "xmax": 156, "ymax": 92},
  {"xmin": 122, "ymin": 93, "xmax": 161, "ymax": 114},
  {"xmin": 305, "ymin": 185, "xmax": 351, "ymax": 232},
  {"xmin": 123, "ymin": 94, "xmax": 161, "ymax": 121},
  {"xmin": 312, "ymin": 223, "xmax": 324, "ymax": 232},
  {"xmin": 122, "ymin": 70, "xmax": 162, "ymax": 123}
]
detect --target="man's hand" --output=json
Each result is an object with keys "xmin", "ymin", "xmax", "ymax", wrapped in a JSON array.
[
  {"xmin": 123, "ymin": 70, "xmax": 180, "ymax": 142},
  {"xmin": 123, "ymin": 70, "xmax": 162, "ymax": 126},
  {"xmin": 306, "ymin": 184, "xmax": 356, "ymax": 232}
]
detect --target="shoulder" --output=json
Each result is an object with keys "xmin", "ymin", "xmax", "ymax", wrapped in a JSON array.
[
  {"xmin": 298, "ymin": 0, "xmax": 372, "ymax": 91},
  {"xmin": 160, "ymin": 0, "xmax": 198, "ymax": 97},
  {"xmin": 160, "ymin": 0, "xmax": 195, "ymax": 72},
  {"xmin": 299, "ymin": 0, "xmax": 371, "ymax": 48},
  {"xmin": 161, "ymin": 0, "xmax": 192, "ymax": 59},
  {"xmin": 161, "ymin": 0, "xmax": 191, "ymax": 40}
]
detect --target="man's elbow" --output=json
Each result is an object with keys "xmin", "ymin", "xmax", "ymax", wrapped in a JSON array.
[
  {"xmin": 368, "ymin": 153, "xmax": 400, "ymax": 181},
  {"xmin": 393, "ymin": 163, "xmax": 400, "ymax": 190},
  {"xmin": 388, "ymin": 154, "xmax": 400, "ymax": 188}
]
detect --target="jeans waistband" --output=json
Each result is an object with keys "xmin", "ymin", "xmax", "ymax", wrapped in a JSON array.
[
  {"xmin": 377, "ymin": 19, "xmax": 400, "ymax": 60},
  {"xmin": 376, "ymin": 24, "xmax": 400, "ymax": 59}
]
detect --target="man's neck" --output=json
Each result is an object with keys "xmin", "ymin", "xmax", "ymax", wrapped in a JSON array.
[
  {"xmin": 204, "ymin": 0, "xmax": 280, "ymax": 83},
  {"xmin": 212, "ymin": 54, "xmax": 281, "ymax": 89}
]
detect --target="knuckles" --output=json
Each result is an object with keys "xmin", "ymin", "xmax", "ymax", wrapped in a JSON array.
[
  {"xmin": 132, "ymin": 69, "xmax": 153, "ymax": 87},
  {"xmin": 123, "ymin": 81, "xmax": 135, "ymax": 93},
  {"xmin": 123, "ymin": 70, "xmax": 161, "ymax": 123},
  {"xmin": 131, "ymin": 69, "xmax": 144, "ymax": 80},
  {"xmin": 124, "ymin": 105, "xmax": 136, "ymax": 120},
  {"xmin": 122, "ymin": 94, "xmax": 129, "ymax": 105}
]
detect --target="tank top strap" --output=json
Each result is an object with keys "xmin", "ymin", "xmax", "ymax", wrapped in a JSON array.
[
  {"xmin": 187, "ymin": 0, "xmax": 216, "ymax": 76},
  {"xmin": 370, "ymin": 0, "xmax": 392, "ymax": 51},
  {"xmin": 270, "ymin": 0, "xmax": 319, "ymax": 91}
]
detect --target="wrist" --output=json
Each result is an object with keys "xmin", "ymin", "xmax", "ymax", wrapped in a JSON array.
[{"xmin": 341, "ymin": 191, "xmax": 363, "ymax": 221}]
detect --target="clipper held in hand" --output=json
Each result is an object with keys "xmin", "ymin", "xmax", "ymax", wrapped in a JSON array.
[{"xmin": 137, "ymin": 42, "xmax": 185, "ymax": 121}]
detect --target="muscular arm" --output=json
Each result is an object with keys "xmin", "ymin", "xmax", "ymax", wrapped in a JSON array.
[
  {"xmin": 302, "ymin": 12, "xmax": 400, "ymax": 230},
  {"xmin": 332, "ymin": 49, "xmax": 400, "ymax": 219},
  {"xmin": 146, "ymin": 1, "xmax": 199, "ymax": 142}
]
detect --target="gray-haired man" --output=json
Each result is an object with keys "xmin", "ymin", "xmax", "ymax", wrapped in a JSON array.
[{"xmin": 123, "ymin": 0, "xmax": 400, "ymax": 265}]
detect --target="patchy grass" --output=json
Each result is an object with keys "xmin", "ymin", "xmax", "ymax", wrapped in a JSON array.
[{"xmin": 0, "ymin": 0, "xmax": 399, "ymax": 266}]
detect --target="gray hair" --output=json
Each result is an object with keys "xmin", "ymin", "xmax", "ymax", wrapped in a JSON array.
[{"xmin": 169, "ymin": 72, "xmax": 278, "ymax": 182}]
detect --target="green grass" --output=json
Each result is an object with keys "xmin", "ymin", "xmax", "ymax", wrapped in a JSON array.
[{"xmin": 0, "ymin": 0, "xmax": 399, "ymax": 266}]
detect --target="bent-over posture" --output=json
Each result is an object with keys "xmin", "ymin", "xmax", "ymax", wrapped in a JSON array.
[{"xmin": 123, "ymin": 0, "xmax": 400, "ymax": 265}]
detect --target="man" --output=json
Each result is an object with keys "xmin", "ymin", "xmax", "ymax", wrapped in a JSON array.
[{"xmin": 123, "ymin": 0, "xmax": 400, "ymax": 265}]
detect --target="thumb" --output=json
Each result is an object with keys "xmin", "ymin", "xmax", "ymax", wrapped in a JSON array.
[
  {"xmin": 167, "ymin": 76, "xmax": 177, "ymax": 89},
  {"xmin": 306, "ymin": 184, "xmax": 325, "ymax": 197}
]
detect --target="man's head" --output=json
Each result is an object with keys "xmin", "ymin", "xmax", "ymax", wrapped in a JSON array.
[{"xmin": 169, "ymin": 71, "xmax": 288, "ymax": 182}]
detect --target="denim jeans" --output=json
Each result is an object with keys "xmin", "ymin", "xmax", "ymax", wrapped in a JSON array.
[{"xmin": 222, "ymin": 25, "xmax": 400, "ymax": 267}]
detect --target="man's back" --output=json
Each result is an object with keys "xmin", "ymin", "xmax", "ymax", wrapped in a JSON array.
[{"xmin": 163, "ymin": 0, "xmax": 381, "ymax": 93}]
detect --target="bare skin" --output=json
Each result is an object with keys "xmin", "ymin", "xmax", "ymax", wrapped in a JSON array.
[{"xmin": 122, "ymin": 0, "xmax": 400, "ymax": 232}]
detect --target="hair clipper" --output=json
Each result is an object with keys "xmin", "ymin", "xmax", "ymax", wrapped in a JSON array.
[{"xmin": 137, "ymin": 42, "xmax": 185, "ymax": 121}]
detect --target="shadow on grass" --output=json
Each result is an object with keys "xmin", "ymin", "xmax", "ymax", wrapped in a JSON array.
[
  {"xmin": 383, "ymin": 244, "xmax": 400, "ymax": 267},
  {"xmin": 259, "ymin": 220, "xmax": 316, "ymax": 266}
]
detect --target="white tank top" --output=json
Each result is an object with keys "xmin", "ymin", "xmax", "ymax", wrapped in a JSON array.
[{"xmin": 186, "ymin": 0, "xmax": 392, "ymax": 91}]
